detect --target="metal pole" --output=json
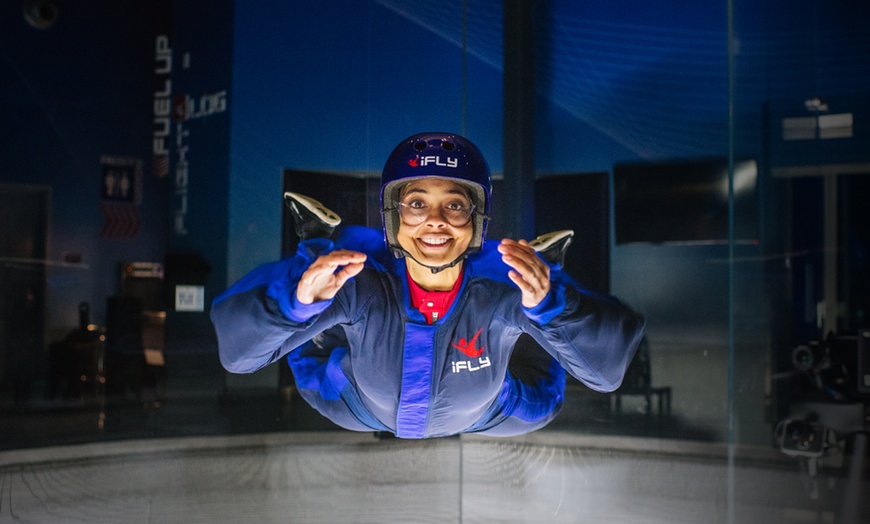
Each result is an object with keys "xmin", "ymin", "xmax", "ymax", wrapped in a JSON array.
[
  {"xmin": 503, "ymin": 0, "xmax": 535, "ymax": 240},
  {"xmin": 823, "ymin": 174, "xmax": 838, "ymax": 335}
]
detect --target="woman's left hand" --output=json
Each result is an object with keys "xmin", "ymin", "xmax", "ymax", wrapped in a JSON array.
[{"xmin": 498, "ymin": 238, "xmax": 550, "ymax": 308}]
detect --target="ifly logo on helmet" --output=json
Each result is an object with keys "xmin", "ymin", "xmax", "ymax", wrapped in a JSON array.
[{"xmin": 408, "ymin": 155, "xmax": 458, "ymax": 168}]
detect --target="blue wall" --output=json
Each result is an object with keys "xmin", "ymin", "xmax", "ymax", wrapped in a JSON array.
[
  {"xmin": 228, "ymin": 0, "xmax": 869, "ymax": 281},
  {"xmin": 228, "ymin": 0, "xmax": 504, "ymax": 281}
]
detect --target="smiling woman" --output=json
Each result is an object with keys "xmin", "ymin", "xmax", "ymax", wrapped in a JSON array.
[
  {"xmin": 395, "ymin": 178, "xmax": 474, "ymax": 290},
  {"xmin": 210, "ymin": 131, "xmax": 645, "ymax": 439}
]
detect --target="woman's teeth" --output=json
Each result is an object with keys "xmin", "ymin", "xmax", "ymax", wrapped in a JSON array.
[{"xmin": 421, "ymin": 237, "xmax": 448, "ymax": 245}]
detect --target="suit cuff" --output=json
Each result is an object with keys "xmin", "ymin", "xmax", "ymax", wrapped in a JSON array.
[{"xmin": 522, "ymin": 284, "xmax": 566, "ymax": 326}]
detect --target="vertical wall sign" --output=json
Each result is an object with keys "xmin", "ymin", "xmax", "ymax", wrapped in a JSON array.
[
  {"xmin": 170, "ymin": 51, "xmax": 228, "ymax": 239},
  {"xmin": 153, "ymin": 34, "xmax": 172, "ymax": 179}
]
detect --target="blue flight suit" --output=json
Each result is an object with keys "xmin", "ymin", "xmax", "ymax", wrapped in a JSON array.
[{"xmin": 211, "ymin": 226, "xmax": 644, "ymax": 438}]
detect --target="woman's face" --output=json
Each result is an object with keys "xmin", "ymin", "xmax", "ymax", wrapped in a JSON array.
[{"xmin": 396, "ymin": 178, "xmax": 474, "ymax": 269}]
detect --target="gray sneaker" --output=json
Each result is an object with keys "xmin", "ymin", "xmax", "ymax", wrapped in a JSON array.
[
  {"xmin": 284, "ymin": 192, "xmax": 342, "ymax": 240},
  {"xmin": 530, "ymin": 230, "xmax": 574, "ymax": 266}
]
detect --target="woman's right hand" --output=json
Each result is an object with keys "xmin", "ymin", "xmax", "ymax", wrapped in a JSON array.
[{"xmin": 296, "ymin": 250, "xmax": 367, "ymax": 304}]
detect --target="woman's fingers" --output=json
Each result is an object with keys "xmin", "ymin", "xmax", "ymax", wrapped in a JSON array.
[
  {"xmin": 498, "ymin": 239, "xmax": 550, "ymax": 307},
  {"xmin": 297, "ymin": 250, "xmax": 366, "ymax": 304}
]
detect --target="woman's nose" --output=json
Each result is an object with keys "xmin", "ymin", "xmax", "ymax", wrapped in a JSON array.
[{"xmin": 424, "ymin": 205, "xmax": 449, "ymax": 225}]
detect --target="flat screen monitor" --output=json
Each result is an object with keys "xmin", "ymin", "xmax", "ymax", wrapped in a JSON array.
[{"xmin": 614, "ymin": 158, "xmax": 759, "ymax": 245}]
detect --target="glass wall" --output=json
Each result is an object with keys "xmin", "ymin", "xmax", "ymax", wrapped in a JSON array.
[
  {"xmin": 729, "ymin": 0, "xmax": 870, "ymax": 521},
  {"xmin": 1, "ymin": 0, "xmax": 867, "ymax": 522}
]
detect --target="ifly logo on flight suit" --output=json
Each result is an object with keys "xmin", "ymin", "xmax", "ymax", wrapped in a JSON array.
[
  {"xmin": 451, "ymin": 328, "xmax": 491, "ymax": 373},
  {"xmin": 408, "ymin": 155, "xmax": 459, "ymax": 168}
]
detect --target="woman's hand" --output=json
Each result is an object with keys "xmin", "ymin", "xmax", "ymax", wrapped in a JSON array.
[
  {"xmin": 498, "ymin": 239, "xmax": 550, "ymax": 308},
  {"xmin": 296, "ymin": 250, "xmax": 367, "ymax": 304}
]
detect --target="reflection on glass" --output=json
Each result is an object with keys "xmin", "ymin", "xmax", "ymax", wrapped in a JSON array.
[{"xmin": 1, "ymin": 0, "xmax": 868, "ymax": 522}]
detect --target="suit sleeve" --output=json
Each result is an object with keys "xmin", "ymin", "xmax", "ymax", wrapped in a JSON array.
[
  {"xmin": 209, "ymin": 239, "xmax": 347, "ymax": 374},
  {"xmin": 522, "ymin": 278, "xmax": 645, "ymax": 393}
]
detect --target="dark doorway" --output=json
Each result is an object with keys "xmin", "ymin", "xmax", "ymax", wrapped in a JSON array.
[
  {"xmin": 839, "ymin": 174, "xmax": 870, "ymax": 332},
  {"xmin": 0, "ymin": 184, "xmax": 49, "ymax": 404}
]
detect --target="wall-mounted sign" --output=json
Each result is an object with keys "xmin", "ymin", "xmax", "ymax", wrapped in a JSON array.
[
  {"xmin": 175, "ymin": 285, "xmax": 205, "ymax": 312},
  {"xmin": 100, "ymin": 156, "xmax": 143, "ymax": 238},
  {"xmin": 101, "ymin": 156, "xmax": 142, "ymax": 204}
]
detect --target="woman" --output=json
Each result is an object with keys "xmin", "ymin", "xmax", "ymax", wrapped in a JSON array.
[{"xmin": 211, "ymin": 132, "xmax": 644, "ymax": 438}]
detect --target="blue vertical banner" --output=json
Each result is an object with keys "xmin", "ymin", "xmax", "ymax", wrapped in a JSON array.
[
  {"xmin": 168, "ymin": 3, "xmax": 232, "ymax": 249},
  {"xmin": 163, "ymin": 1, "xmax": 233, "ymax": 331}
]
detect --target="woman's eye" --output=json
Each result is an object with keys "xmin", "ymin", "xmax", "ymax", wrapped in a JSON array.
[
  {"xmin": 446, "ymin": 202, "xmax": 466, "ymax": 211},
  {"xmin": 407, "ymin": 200, "xmax": 427, "ymax": 209}
]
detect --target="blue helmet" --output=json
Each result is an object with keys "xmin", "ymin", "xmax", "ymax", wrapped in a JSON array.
[{"xmin": 381, "ymin": 132, "xmax": 491, "ymax": 270}]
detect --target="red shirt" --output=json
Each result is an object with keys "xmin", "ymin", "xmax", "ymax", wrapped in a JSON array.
[{"xmin": 406, "ymin": 269, "xmax": 464, "ymax": 324}]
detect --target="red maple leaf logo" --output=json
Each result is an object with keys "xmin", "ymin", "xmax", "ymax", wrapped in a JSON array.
[{"xmin": 452, "ymin": 328, "xmax": 485, "ymax": 358}]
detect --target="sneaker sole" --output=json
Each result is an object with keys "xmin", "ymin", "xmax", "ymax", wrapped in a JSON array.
[
  {"xmin": 283, "ymin": 192, "xmax": 342, "ymax": 226},
  {"xmin": 529, "ymin": 230, "xmax": 574, "ymax": 252}
]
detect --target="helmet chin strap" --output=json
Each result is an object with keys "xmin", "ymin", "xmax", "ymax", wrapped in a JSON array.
[{"xmin": 391, "ymin": 245, "xmax": 473, "ymax": 274}]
